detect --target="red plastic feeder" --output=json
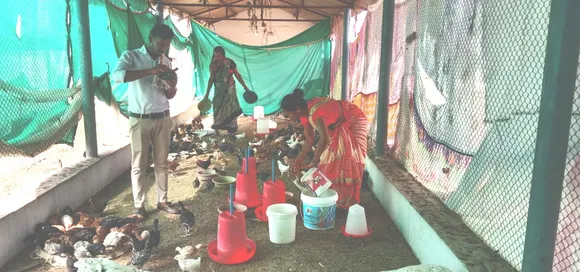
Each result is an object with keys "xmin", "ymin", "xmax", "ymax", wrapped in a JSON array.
[
  {"xmin": 241, "ymin": 157, "xmax": 257, "ymax": 174},
  {"xmin": 208, "ymin": 210, "xmax": 256, "ymax": 264},
  {"xmin": 255, "ymin": 180, "xmax": 286, "ymax": 222},
  {"xmin": 340, "ymin": 225, "xmax": 373, "ymax": 238},
  {"xmin": 234, "ymin": 170, "xmax": 262, "ymax": 208}
]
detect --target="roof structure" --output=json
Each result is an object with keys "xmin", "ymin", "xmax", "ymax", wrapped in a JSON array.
[{"xmin": 153, "ymin": 0, "xmax": 362, "ymax": 23}]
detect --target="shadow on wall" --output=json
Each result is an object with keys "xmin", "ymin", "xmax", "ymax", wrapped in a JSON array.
[{"xmin": 171, "ymin": 102, "xmax": 202, "ymax": 131}]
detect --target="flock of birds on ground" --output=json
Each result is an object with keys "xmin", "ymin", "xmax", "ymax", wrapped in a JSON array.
[
  {"xmin": 26, "ymin": 197, "xmax": 200, "ymax": 271},
  {"xmin": 25, "ymin": 116, "xmax": 317, "ymax": 271},
  {"xmin": 169, "ymin": 117, "xmax": 318, "ymax": 188}
]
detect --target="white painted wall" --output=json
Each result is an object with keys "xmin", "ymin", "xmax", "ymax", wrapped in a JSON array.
[{"xmin": 211, "ymin": 9, "xmax": 315, "ymax": 46}]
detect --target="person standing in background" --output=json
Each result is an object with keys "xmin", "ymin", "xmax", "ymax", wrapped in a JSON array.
[
  {"xmin": 112, "ymin": 24, "xmax": 180, "ymax": 218},
  {"xmin": 203, "ymin": 46, "xmax": 253, "ymax": 138}
]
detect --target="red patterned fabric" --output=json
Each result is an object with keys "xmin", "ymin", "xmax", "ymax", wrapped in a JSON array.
[{"xmin": 301, "ymin": 97, "xmax": 369, "ymax": 209}]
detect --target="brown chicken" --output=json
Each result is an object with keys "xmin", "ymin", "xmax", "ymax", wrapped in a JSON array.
[
  {"xmin": 75, "ymin": 212, "xmax": 95, "ymax": 228},
  {"xmin": 168, "ymin": 161, "xmax": 180, "ymax": 176},
  {"xmin": 116, "ymin": 223, "xmax": 139, "ymax": 236},
  {"xmin": 93, "ymin": 225, "xmax": 110, "ymax": 244}
]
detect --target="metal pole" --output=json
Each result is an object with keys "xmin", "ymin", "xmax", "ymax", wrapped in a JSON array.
[
  {"xmin": 522, "ymin": 0, "xmax": 580, "ymax": 271},
  {"xmin": 157, "ymin": 2, "xmax": 164, "ymax": 24},
  {"xmin": 340, "ymin": 8, "xmax": 349, "ymax": 100},
  {"xmin": 76, "ymin": 0, "xmax": 98, "ymax": 158},
  {"xmin": 374, "ymin": 0, "xmax": 394, "ymax": 157}
]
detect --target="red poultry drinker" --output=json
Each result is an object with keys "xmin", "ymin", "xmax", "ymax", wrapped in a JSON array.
[
  {"xmin": 241, "ymin": 157, "xmax": 257, "ymax": 174},
  {"xmin": 208, "ymin": 210, "xmax": 256, "ymax": 264},
  {"xmin": 255, "ymin": 180, "xmax": 286, "ymax": 222},
  {"xmin": 234, "ymin": 170, "xmax": 262, "ymax": 208}
]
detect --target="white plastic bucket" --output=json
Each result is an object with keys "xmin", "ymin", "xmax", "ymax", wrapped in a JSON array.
[
  {"xmin": 266, "ymin": 203, "xmax": 298, "ymax": 244},
  {"xmin": 300, "ymin": 189, "xmax": 338, "ymax": 230}
]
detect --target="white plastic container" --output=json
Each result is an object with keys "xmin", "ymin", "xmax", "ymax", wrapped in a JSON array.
[
  {"xmin": 300, "ymin": 189, "xmax": 338, "ymax": 230},
  {"xmin": 344, "ymin": 204, "xmax": 369, "ymax": 236},
  {"xmin": 257, "ymin": 118, "xmax": 269, "ymax": 134},
  {"xmin": 268, "ymin": 119, "xmax": 277, "ymax": 129},
  {"xmin": 253, "ymin": 106, "xmax": 264, "ymax": 119},
  {"xmin": 266, "ymin": 203, "xmax": 298, "ymax": 244}
]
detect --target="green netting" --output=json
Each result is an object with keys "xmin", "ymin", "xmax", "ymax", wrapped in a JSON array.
[
  {"xmin": 0, "ymin": 0, "xmax": 78, "ymax": 157},
  {"xmin": 106, "ymin": 0, "xmax": 331, "ymax": 115},
  {"xmin": 0, "ymin": 0, "xmax": 152, "ymax": 156},
  {"xmin": 183, "ymin": 18, "xmax": 331, "ymax": 115},
  {"xmin": 0, "ymin": 0, "xmax": 330, "ymax": 156}
]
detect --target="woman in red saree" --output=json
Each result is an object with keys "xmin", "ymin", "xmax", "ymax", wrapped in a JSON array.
[{"xmin": 281, "ymin": 89, "xmax": 368, "ymax": 209}]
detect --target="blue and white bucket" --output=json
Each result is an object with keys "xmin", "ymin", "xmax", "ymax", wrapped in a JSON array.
[{"xmin": 300, "ymin": 189, "xmax": 338, "ymax": 230}]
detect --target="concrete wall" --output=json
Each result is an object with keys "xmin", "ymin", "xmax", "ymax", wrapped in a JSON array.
[
  {"xmin": 0, "ymin": 144, "xmax": 131, "ymax": 268},
  {"xmin": 365, "ymin": 157, "xmax": 517, "ymax": 272}
]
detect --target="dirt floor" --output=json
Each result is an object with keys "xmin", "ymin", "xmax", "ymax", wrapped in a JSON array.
[{"xmin": 2, "ymin": 116, "xmax": 419, "ymax": 272}]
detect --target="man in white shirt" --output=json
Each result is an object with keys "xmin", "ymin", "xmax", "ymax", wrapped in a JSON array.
[{"xmin": 112, "ymin": 24, "xmax": 180, "ymax": 217}]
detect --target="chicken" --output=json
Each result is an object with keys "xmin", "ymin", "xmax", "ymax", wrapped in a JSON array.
[
  {"xmin": 249, "ymin": 139, "xmax": 263, "ymax": 147},
  {"xmin": 93, "ymin": 225, "xmax": 109, "ymax": 244},
  {"xmin": 175, "ymin": 244, "xmax": 203, "ymax": 258},
  {"xmin": 75, "ymin": 258, "xmax": 150, "ymax": 271},
  {"xmin": 73, "ymin": 241, "xmax": 105, "ymax": 259},
  {"xmin": 65, "ymin": 252, "xmax": 78, "ymax": 272},
  {"xmin": 44, "ymin": 238, "xmax": 63, "ymax": 255},
  {"xmin": 117, "ymin": 223, "xmax": 140, "ymax": 236},
  {"xmin": 174, "ymin": 254, "xmax": 201, "ymax": 272},
  {"xmin": 277, "ymin": 160, "xmax": 290, "ymax": 177},
  {"xmin": 67, "ymin": 227, "xmax": 96, "ymax": 244},
  {"xmin": 128, "ymin": 232, "xmax": 148, "ymax": 253},
  {"xmin": 288, "ymin": 139, "xmax": 304, "ymax": 149},
  {"xmin": 286, "ymin": 134, "xmax": 297, "ymax": 145},
  {"xmin": 76, "ymin": 212, "xmax": 96, "ymax": 228},
  {"xmin": 25, "ymin": 223, "xmax": 63, "ymax": 248},
  {"xmin": 196, "ymin": 155, "xmax": 213, "ymax": 169},
  {"xmin": 103, "ymin": 231, "xmax": 126, "ymax": 250},
  {"xmin": 178, "ymin": 202, "xmax": 195, "ymax": 237},
  {"xmin": 192, "ymin": 117, "xmax": 204, "ymax": 131},
  {"xmin": 168, "ymin": 161, "xmax": 180, "ymax": 176},
  {"xmin": 61, "ymin": 214, "xmax": 75, "ymax": 231},
  {"xmin": 130, "ymin": 246, "xmax": 152, "ymax": 268},
  {"xmin": 130, "ymin": 220, "xmax": 158, "ymax": 268},
  {"xmin": 145, "ymin": 219, "xmax": 160, "ymax": 251},
  {"xmin": 193, "ymin": 177, "xmax": 200, "ymax": 188},
  {"xmin": 235, "ymin": 132, "xmax": 245, "ymax": 139}
]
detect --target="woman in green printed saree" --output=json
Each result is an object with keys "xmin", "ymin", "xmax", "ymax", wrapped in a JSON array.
[{"xmin": 203, "ymin": 46, "xmax": 252, "ymax": 136}]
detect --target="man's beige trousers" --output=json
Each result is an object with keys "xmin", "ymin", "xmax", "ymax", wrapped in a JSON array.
[{"xmin": 129, "ymin": 116, "xmax": 172, "ymax": 208}]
